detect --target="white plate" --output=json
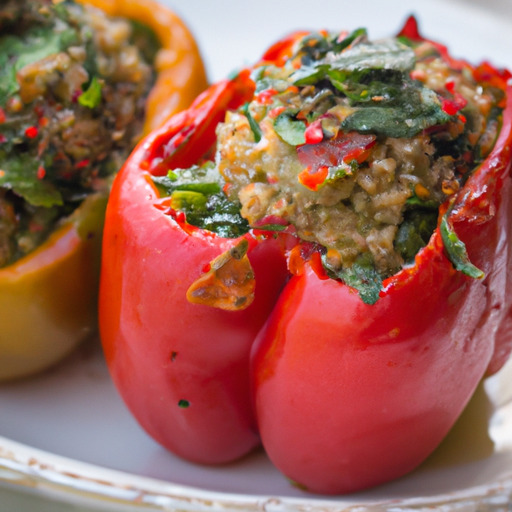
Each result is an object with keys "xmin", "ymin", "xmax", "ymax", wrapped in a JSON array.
[{"xmin": 1, "ymin": 0, "xmax": 512, "ymax": 510}]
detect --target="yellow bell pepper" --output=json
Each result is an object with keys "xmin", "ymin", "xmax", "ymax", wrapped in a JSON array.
[{"xmin": 0, "ymin": 0, "xmax": 207, "ymax": 380}]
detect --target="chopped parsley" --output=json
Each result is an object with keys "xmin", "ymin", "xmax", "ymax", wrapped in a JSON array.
[{"xmin": 78, "ymin": 76, "xmax": 103, "ymax": 109}]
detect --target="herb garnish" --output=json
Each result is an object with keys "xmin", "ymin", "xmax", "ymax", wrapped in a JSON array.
[
  {"xmin": 153, "ymin": 163, "xmax": 250, "ymax": 238},
  {"xmin": 322, "ymin": 252, "xmax": 383, "ymax": 305},
  {"xmin": 273, "ymin": 111, "xmax": 306, "ymax": 145},
  {"xmin": 78, "ymin": 77, "xmax": 103, "ymax": 109},
  {"xmin": 440, "ymin": 213, "xmax": 484, "ymax": 279},
  {"xmin": 289, "ymin": 35, "xmax": 455, "ymax": 139}
]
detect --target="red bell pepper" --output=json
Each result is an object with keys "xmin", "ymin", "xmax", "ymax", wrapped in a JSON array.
[
  {"xmin": 99, "ymin": 20, "xmax": 512, "ymax": 493},
  {"xmin": 100, "ymin": 70, "xmax": 290, "ymax": 463}
]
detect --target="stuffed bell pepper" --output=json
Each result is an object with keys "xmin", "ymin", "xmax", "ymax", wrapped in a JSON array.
[
  {"xmin": 99, "ymin": 17, "xmax": 512, "ymax": 494},
  {"xmin": 0, "ymin": 0, "xmax": 206, "ymax": 380}
]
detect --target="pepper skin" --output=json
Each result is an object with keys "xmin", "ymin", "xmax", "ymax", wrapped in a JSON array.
[
  {"xmin": 251, "ymin": 22, "xmax": 512, "ymax": 494},
  {"xmin": 99, "ymin": 23, "xmax": 512, "ymax": 492},
  {"xmin": 0, "ymin": 0, "xmax": 207, "ymax": 381},
  {"xmin": 100, "ymin": 72, "xmax": 290, "ymax": 463}
]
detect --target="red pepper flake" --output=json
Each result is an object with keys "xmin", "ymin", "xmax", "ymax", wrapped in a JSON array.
[
  {"xmin": 25, "ymin": 126, "xmax": 39, "ymax": 139},
  {"xmin": 441, "ymin": 93, "xmax": 467, "ymax": 116},
  {"xmin": 298, "ymin": 165, "xmax": 329, "ymax": 191},
  {"xmin": 458, "ymin": 114, "xmax": 467, "ymax": 123},
  {"xmin": 74, "ymin": 158, "xmax": 90, "ymax": 170},
  {"xmin": 441, "ymin": 98, "xmax": 458, "ymax": 116},
  {"xmin": 38, "ymin": 116, "xmax": 49, "ymax": 128},
  {"xmin": 0, "ymin": 170, "xmax": 5, "ymax": 178},
  {"xmin": 37, "ymin": 165, "xmax": 46, "ymax": 179},
  {"xmin": 255, "ymin": 88, "xmax": 278, "ymax": 105},
  {"xmin": 0, "ymin": 107, "xmax": 5, "ymax": 124},
  {"xmin": 268, "ymin": 106, "xmax": 286, "ymax": 118},
  {"xmin": 445, "ymin": 80, "xmax": 456, "ymax": 93},
  {"xmin": 222, "ymin": 183, "xmax": 232, "ymax": 195},
  {"xmin": 0, "ymin": 135, "xmax": 6, "ymax": 144},
  {"xmin": 304, "ymin": 120, "xmax": 324, "ymax": 145}
]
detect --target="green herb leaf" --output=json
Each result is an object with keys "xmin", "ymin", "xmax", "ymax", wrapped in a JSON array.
[
  {"xmin": 241, "ymin": 103, "xmax": 262, "ymax": 143},
  {"xmin": 78, "ymin": 77, "xmax": 103, "ymax": 109},
  {"xmin": 324, "ymin": 164, "xmax": 350, "ymax": 183},
  {"xmin": 293, "ymin": 38, "xmax": 414, "ymax": 90},
  {"xmin": 440, "ymin": 214, "xmax": 484, "ymax": 279},
  {"xmin": 0, "ymin": 153, "xmax": 62, "ymax": 207},
  {"xmin": 341, "ymin": 83, "xmax": 452, "ymax": 138},
  {"xmin": 395, "ymin": 209, "xmax": 438, "ymax": 263},
  {"xmin": 332, "ymin": 28, "xmax": 368, "ymax": 54},
  {"xmin": 152, "ymin": 162, "xmax": 250, "ymax": 239},
  {"xmin": 250, "ymin": 223, "xmax": 287, "ymax": 232},
  {"xmin": 0, "ymin": 26, "xmax": 78, "ymax": 105},
  {"xmin": 273, "ymin": 111, "xmax": 306, "ymax": 146},
  {"xmin": 292, "ymin": 63, "xmax": 330, "ymax": 86},
  {"xmin": 322, "ymin": 252, "xmax": 383, "ymax": 305},
  {"xmin": 328, "ymin": 38, "xmax": 415, "ymax": 73},
  {"xmin": 294, "ymin": 28, "xmax": 368, "ymax": 64},
  {"xmin": 170, "ymin": 190, "xmax": 207, "ymax": 212}
]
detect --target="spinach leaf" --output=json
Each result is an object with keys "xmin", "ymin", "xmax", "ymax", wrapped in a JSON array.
[
  {"xmin": 293, "ymin": 38, "xmax": 414, "ymax": 88},
  {"xmin": 395, "ymin": 209, "xmax": 438, "ymax": 263},
  {"xmin": 78, "ymin": 76, "xmax": 102, "ymax": 108},
  {"xmin": 440, "ymin": 214, "xmax": 484, "ymax": 279},
  {"xmin": 296, "ymin": 28, "xmax": 368, "ymax": 64},
  {"xmin": 292, "ymin": 63, "xmax": 331, "ymax": 87},
  {"xmin": 274, "ymin": 111, "xmax": 306, "ymax": 146},
  {"xmin": 0, "ymin": 153, "xmax": 62, "ymax": 207},
  {"xmin": 341, "ymin": 84, "xmax": 452, "ymax": 138},
  {"xmin": 0, "ymin": 26, "xmax": 78, "ymax": 104},
  {"xmin": 241, "ymin": 103, "xmax": 262, "ymax": 143},
  {"xmin": 322, "ymin": 252, "xmax": 383, "ymax": 305},
  {"xmin": 328, "ymin": 38, "xmax": 415, "ymax": 73},
  {"xmin": 152, "ymin": 162, "xmax": 220, "ymax": 194},
  {"xmin": 152, "ymin": 163, "xmax": 250, "ymax": 238}
]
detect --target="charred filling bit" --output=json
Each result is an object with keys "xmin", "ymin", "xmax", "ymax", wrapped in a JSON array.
[
  {"xmin": 0, "ymin": 0, "xmax": 158, "ymax": 266},
  {"xmin": 155, "ymin": 29, "xmax": 504, "ymax": 304}
]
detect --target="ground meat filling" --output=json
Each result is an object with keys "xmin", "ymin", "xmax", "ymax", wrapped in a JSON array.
[
  {"xmin": 215, "ymin": 33, "xmax": 503, "ymax": 278},
  {"xmin": 0, "ymin": 0, "xmax": 156, "ymax": 265},
  {"xmin": 153, "ymin": 29, "xmax": 504, "ymax": 303}
]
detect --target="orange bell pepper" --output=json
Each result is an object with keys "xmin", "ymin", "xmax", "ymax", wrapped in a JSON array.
[{"xmin": 0, "ymin": 0, "xmax": 207, "ymax": 380}]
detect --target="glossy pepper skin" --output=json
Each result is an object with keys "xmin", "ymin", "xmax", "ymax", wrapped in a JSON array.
[
  {"xmin": 99, "ymin": 22, "xmax": 512, "ymax": 492},
  {"xmin": 100, "ymin": 71, "xmax": 290, "ymax": 463},
  {"xmin": 0, "ymin": 0, "xmax": 207, "ymax": 381}
]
